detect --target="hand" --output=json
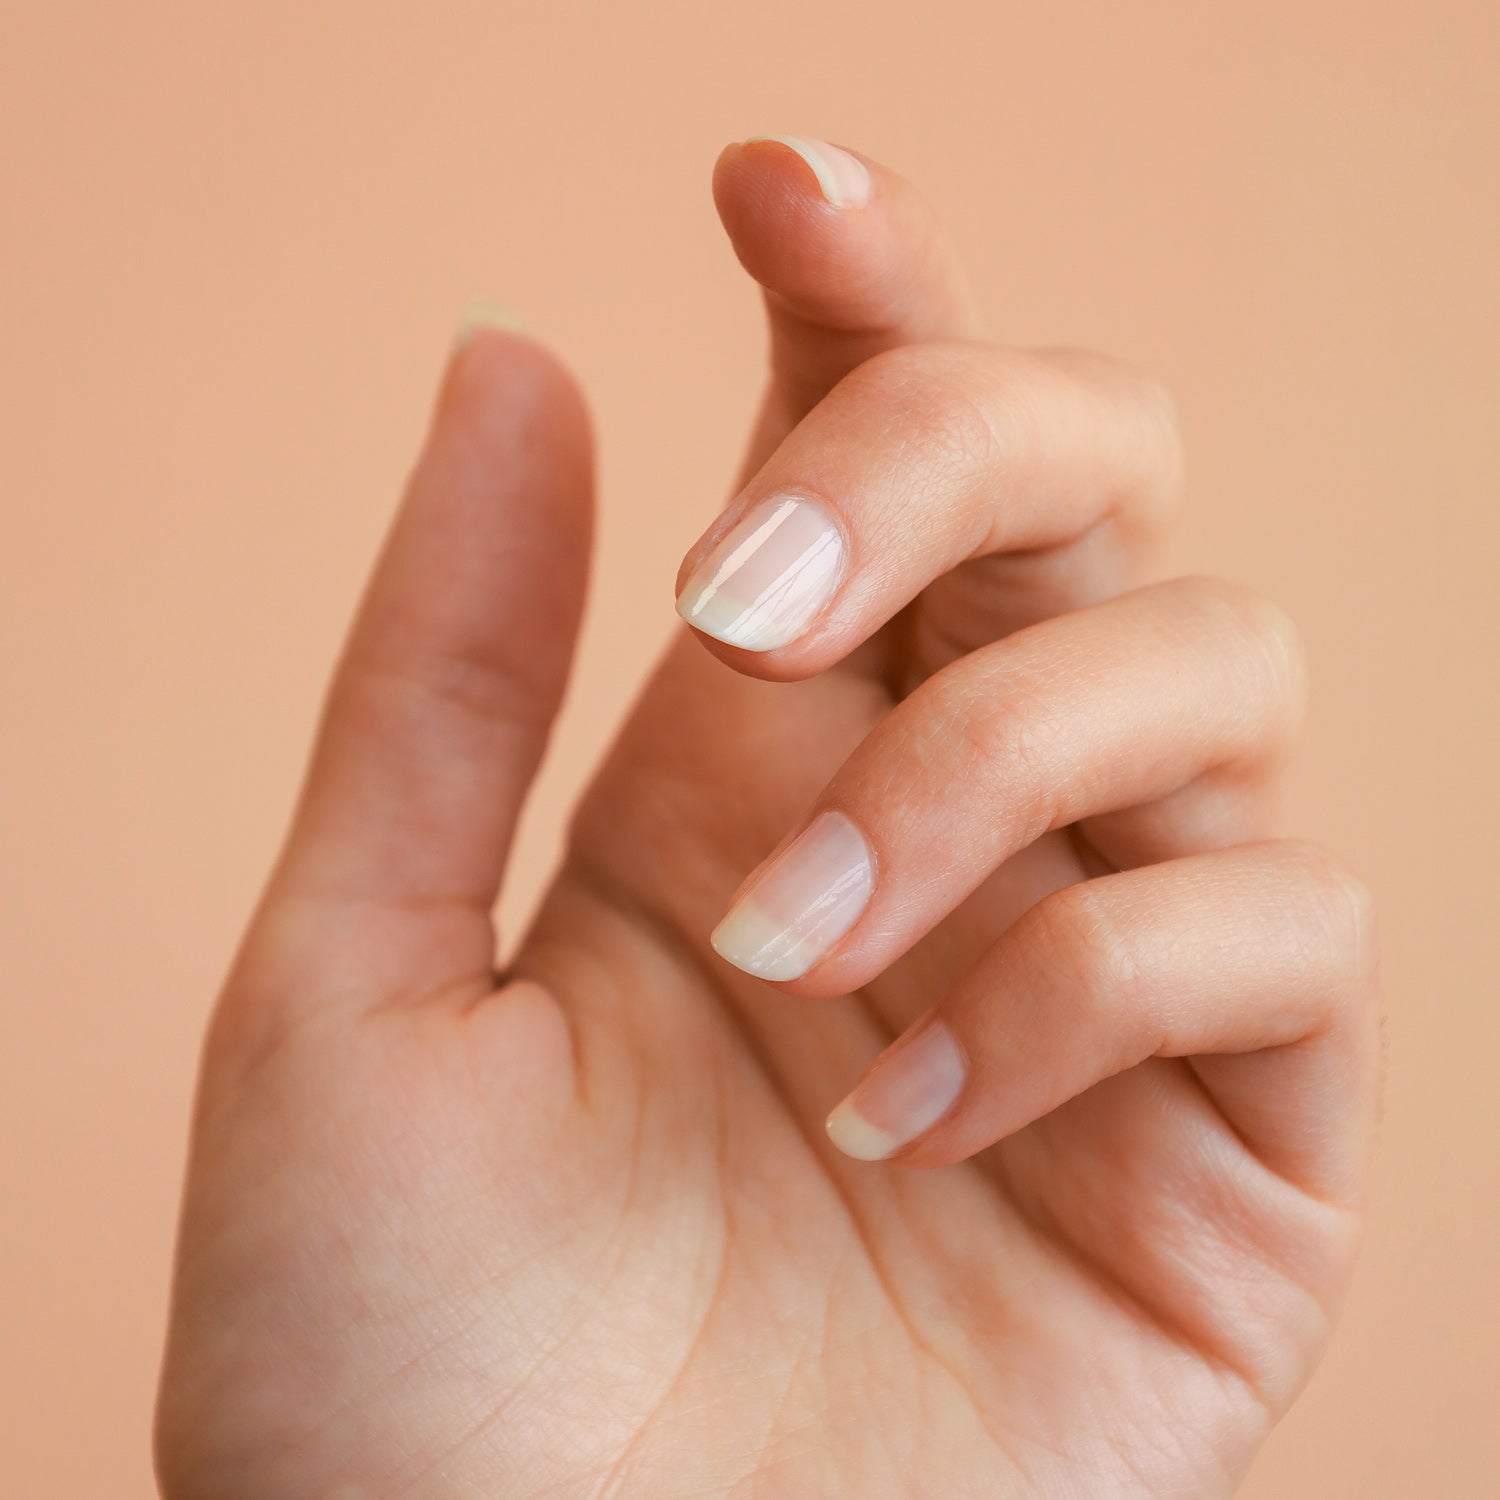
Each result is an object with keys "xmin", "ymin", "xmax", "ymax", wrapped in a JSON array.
[{"xmin": 156, "ymin": 138, "xmax": 1379, "ymax": 1499}]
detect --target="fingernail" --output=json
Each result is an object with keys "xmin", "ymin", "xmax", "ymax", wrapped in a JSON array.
[
  {"xmin": 745, "ymin": 135, "xmax": 872, "ymax": 209},
  {"xmin": 711, "ymin": 811, "xmax": 874, "ymax": 980},
  {"xmin": 676, "ymin": 495, "xmax": 846, "ymax": 651},
  {"xmin": 826, "ymin": 1020, "xmax": 966, "ymax": 1161},
  {"xmin": 454, "ymin": 298, "xmax": 526, "ymax": 349}
]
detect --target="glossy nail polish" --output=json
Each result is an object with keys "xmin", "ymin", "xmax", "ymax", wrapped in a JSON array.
[
  {"xmin": 826, "ymin": 1020, "xmax": 967, "ymax": 1161},
  {"xmin": 745, "ymin": 135, "xmax": 872, "ymax": 209},
  {"xmin": 677, "ymin": 495, "xmax": 845, "ymax": 652},
  {"xmin": 711, "ymin": 811, "xmax": 874, "ymax": 980}
]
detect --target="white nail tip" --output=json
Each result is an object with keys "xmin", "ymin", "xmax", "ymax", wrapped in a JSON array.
[
  {"xmin": 677, "ymin": 495, "xmax": 845, "ymax": 652},
  {"xmin": 824, "ymin": 1102, "xmax": 902, "ymax": 1162},
  {"xmin": 825, "ymin": 1022, "xmax": 967, "ymax": 1163},
  {"xmin": 710, "ymin": 812, "xmax": 874, "ymax": 980},
  {"xmin": 710, "ymin": 905, "xmax": 818, "ymax": 981},
  {"xmin": 746, "ymin": 135, "xmax": 872, "ymax": 209},
  {"xmin": 454, "ymin": 299, "xmax": 526, "ymax": 349}
]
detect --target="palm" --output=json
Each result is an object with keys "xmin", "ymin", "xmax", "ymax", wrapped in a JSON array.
[
  {"xmin": 161, "ymin": 625, "xmax": 1333, "ymax": 1500},
  {"xmin": 535, "ymin": 631, "xmax": 1303, "ymax": 1491}
]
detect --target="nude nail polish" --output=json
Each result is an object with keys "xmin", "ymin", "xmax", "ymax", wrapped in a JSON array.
[
  {"xmin": 825, "ymin": 1020, "xmax": 967, "ymax": 1161},
  {"xmin": 711, "ymin": 811, "xmax": 874, "ymax": 980},
  {"xmin": 677, "ymin": 495, "xmax": 846, "ymax": 652}
]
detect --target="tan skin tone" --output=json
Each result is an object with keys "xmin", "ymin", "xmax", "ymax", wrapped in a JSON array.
[{"xmin": 155, "ymin": 141, "xmax": 1380, "ymax": 1498}]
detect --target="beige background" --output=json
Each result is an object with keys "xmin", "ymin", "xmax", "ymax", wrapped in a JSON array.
[{"xmin": 3, "ymin": 2, "xmax": 1496, "ymax": 1494}]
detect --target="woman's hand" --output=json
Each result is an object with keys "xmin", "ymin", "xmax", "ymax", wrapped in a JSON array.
[{"xmin": 156, "ymin": 138, "xmax": 1379, "ymax": 1499}]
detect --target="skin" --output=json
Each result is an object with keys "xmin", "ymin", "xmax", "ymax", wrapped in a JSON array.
[{"xmin": 154, "ymin": 140, "xmax": 1381, "ymax": 1499}]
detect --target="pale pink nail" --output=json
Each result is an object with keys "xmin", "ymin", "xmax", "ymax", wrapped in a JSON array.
[
  {"xmin": 745, "ymin": 135, "xmax": 872, "ymax": 209},
  {"xmin": 825, "ymin": 1020, "xmax": 967, "ymax": 1161},
  {"xmin": 676, "ymin": 494, "xmax": 845, "ymax": 651},
  {"xmin": 711, "ymin": 811, "xmax": 874, "ymax": 980}
]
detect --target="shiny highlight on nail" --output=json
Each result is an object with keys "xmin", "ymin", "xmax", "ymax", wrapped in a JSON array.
[
  {"xmin": 711, "ymin": 811, "xmax": 874, "ymax": 980},
  {"xmin": 677, "ymin": 495, "xmax": 845, "ymax": 652}
]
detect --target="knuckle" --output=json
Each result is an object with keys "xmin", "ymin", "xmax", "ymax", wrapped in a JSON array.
[
  {"xmin": 929, "ymin": 655, "xmax": 1062, "ymax": 841},
  {"xmin": 1271, "ymin": 839, "xmax": 1381, "ymax": 1006},
  {"xmin": 1031, "ymin": 880, "xmax": 1143, "ymax": 1024},
  {"xmin": 1037, "ymin": 347, "xmax": 1186, "ymax": 522},
  {"xmin": 843, "ymin": 342, "xmax": 1190, "ymax": 546},
  {"xmin": 1312, "ymin": 848, "xmax": 1379, "ymax": 973},
  {"xmin": 850, "ymin": 340, "xmax": 1011, "ymax": 480},
  {"xmin": 1134, "ymin": 370, "xmax": 1186, "ymax": 509},
  {"xmin": 335, "ymin": 631, "xmax": 558, "ymax": 748},
  {"xmin": 1171, "ymin": 575, "xmax": 1310, "ymax": 736}
]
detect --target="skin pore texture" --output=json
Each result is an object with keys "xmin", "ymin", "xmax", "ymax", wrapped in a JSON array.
[{"xmin": 154, "ymin": 137, "xmax": 1379, "ymax": 1499}]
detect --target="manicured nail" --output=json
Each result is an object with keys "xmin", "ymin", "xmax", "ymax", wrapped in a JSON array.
[
  {"xmin": 454, "ymin": 299, "xmax": 526, "ymax": 349},
  {"xmin": 711, "ymin": 811, "xmax": 874, "ymax": 980},
  {"xmin": 745, "ymin": 135, "xmax": 872, "ymax": 209},
  {"xmin": 677, "ymin": 495, "xmax": 846, "ymax": 651},
  {"xmin": 826, "ymin": 1020, "xmax": 966, "ymax": 1161}
]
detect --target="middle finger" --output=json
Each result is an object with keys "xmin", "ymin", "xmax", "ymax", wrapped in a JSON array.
[{"xmin": 706, "ymin": 575, "xmax": 1303, "ymax": 995}]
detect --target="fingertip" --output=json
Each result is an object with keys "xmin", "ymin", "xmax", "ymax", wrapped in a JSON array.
[
  {"xmin": 675, "ymin": 491, "xmax": 846, "ymax": 650},
  {"xmin": 446, "ymin": 310, "xmax": 569, "ymax": 396},
  {"xmin": 672, "ymin": 615, "xmax": 852, "ymax": 685},
  {"xmin": 825, "ymin": 1097, "xmax": 903, "ymax": 1162},
  {"xmin": 439, "ymin": 314, "xmax": 594, "ymax": 478},
  {"xmin": 825, "ymin": 1018, "xmax": 969, "ymax": 1164},
  {"xmin": 713, "ymin": 136, "xmax": 892, "ymax": 322},
  {"xmin": 736, "ymin": 135, "xmax": 873, "ymax": 210},
  {"xmin": 454, "ymin": 298, "xmax": 529, "ymax": 348},
  {"xmin": 711, "ymin": 134, "xmax": 982, "ymax": 437}
]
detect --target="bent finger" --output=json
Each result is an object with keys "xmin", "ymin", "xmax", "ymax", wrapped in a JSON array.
[
  {"xmin": 676, "ymin": 340, "xmax": 1181, "ymax": 670},
  {"xmin": 710, "ymin": 577, "xmax": 1301, "ymax": 992},
  {"xmin": 827, "ymin": 840, "xmax": 1380, "ymax": 1201}
]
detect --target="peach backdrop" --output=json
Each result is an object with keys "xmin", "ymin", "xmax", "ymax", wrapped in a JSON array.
[{"xmin": 3, "ymin": 3, "xmax": 1496, "ymax": 1494}]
